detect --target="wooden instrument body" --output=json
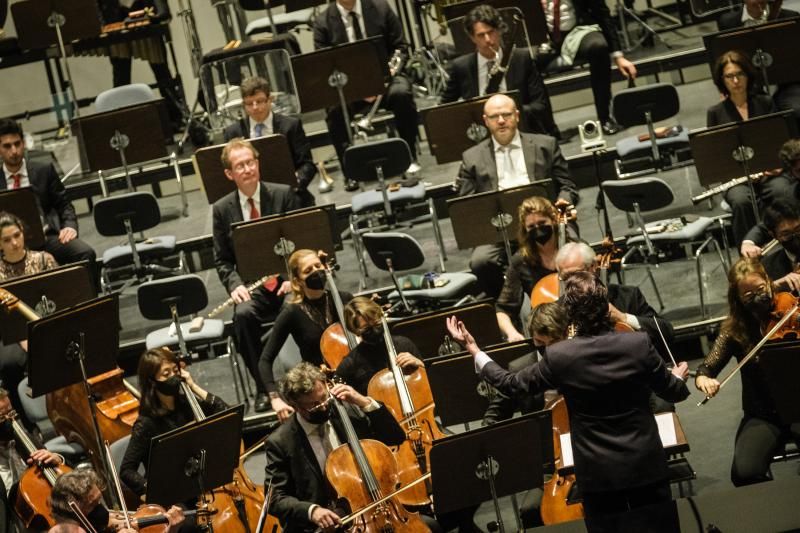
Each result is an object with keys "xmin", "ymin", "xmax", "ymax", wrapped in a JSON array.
[
  {"xmin": 14, "ymin": 463, "xmax": 72, "ymax": 529},
  {"xmin": 764, "ymin": 292, "xmax": 800, "ymax": 340},
  {"xmin": 207, "ymin": 467, "xmax": 281, "ymax": 533},
  {"xmin": 530, "ymin": 273, "xmax": 559, "ymax": 309},
  {"xmin": 540, "ymin": 396, "xmax": 584, "ymax": 525},
  {"xmin": 320, "ymin": 323, "xmax": 353, "ymax": 370}
]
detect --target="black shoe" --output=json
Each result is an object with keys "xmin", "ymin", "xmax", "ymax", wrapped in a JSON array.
[
  {"xmin": 254, "ymin": 393, "xmax": 270, "ymax": 413},
  {"xmin": 601, "ymin": 120, "xmax": 623, "ymax": 136},
  {"xmin": 345, "ymin": 179, "xmax": 359, "ymax": 192}
]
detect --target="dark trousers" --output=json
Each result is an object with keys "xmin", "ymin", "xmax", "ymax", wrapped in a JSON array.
[
  {"xmin": 110, "ymin": 54, "xmax": 184, "ymax": 124},
  {"xmin": 326, "ymin": 74, "xmax": 419, "ymax": 167},
  {"xmin": 573, "ymin": 31, "xmax": 613, "ymax": 124},
  {"xmin": 470, "ymin": 242, "xmax": 512, "ymax": 300},
  {"xmin": 233, "ymin": 287, "xmax": 283, "ymax": 394},
  {"xmin": 581, "ymin": 480, "xmax": 672, "ymax": 533},
  {"xmin": 731, "ymin": 414, "xmax": 800, "ymax": 487},
  {"xmin": 43, "ymin": 234, "xmax": 99, "ymax": 294}
]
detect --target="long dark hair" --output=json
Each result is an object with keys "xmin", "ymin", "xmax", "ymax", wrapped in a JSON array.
[
  {"xmin": 712, "ymin": 50, "xmax": 757, "ymax": 97},
  {"xmin": 137, "ymin": 347, "xmax": 179, "ymax": 417},
  {"xmin": 562, "ymin": 271, "xmax": 612, "ymax": 336},
  {"xmin": 722, "ymin": 257, "xmax": 772, "ymax": 348}
]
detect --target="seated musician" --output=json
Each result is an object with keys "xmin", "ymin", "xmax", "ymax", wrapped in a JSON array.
[
  {"xmin": 213, "ymin": 138, "xmax": 298, "ymax": 413},
  {"xmin": 263, "ymin": 362, "xmax": 410, "ymax": 533},
  {"xmin": 695, "ymin": 257, "xmax": 800, "ymax": 486},
  {"xmin": 258, "ymin": 249, "xmax": 353, "ymax": 422},
  {"xmin": 48, "ymin": 468, "xmax": 184, "ymax": 533},
  {"xmin": 456, "ymin": 94, "xmax": 578, "ymax": 299},
  {"xmin": 758, "ymin": 200, "xmax": 800, "ymax": 291},
  {"xmin": 223, "ymin": 77, "xmax": 317, "ymax": 207},
  {"xmin": 741, "ymin": 139, "xmax": 800, "ymax": 257},
  {"xmin": 120, "ymin": 348, "xmax": 227, "ymax": 497},
  {"xmin": 447, "ymin": 271, "xmax": 690, "ymax": 529},
  {"xmin": 313, "ymin": 0, "xmax": 420, "ymax": 190},
  {"xmin": 706, "ymin": 51, "xmax": 777, "ymax": 245},
  {"xmin": 0, "ymin": 120, "xmax": 98, "ymax": 291},
  {"xmin": 440, "ymin": 5, "xmax": 560, "ymax": 138}
]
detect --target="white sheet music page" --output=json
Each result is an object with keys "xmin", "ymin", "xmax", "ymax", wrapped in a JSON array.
[
  {"xmin": 655, "ymin": 412, "xmax": 678, "ymax": 447},
  {"xmin": 560, "ymin": 433, "xmax": 574, "ymax": 467}
]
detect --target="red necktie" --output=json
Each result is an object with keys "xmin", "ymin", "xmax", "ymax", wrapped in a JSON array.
[
  {"xmin": 552, "ymin": 0, "xmax": 561, "ymax": 43},
  {"xmin": 248, "ymin": 197, "xmax": 260, "ymax": 220},
  {"xmin": 10, "ymin": 174, "xmax": 21, "ymax": 189}
]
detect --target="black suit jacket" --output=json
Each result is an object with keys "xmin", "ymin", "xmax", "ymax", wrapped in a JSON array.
[
  {"xmin": 457, "ymin": 132, "xmax": 578, "ymax": 205},
  {"xmin": 212, "ymin": 181, "xmax": 299, "ymax": 292},
  {"xmin": 440, "ymin": 49, "xmax": 557, "ymax": 137},
  {"xmin": 223, "ymin": 113, "xmax": 317, "ymax": 190},
  {"xmin": 481, "ymin": 331, "xmax": 689, "ymax": 492},
  {"xmin": 313, "ymin": 0, "xmax": 404, "ymax": 58},
  {"xmin": 264, "ymin": 404, "xmax": 405, "ymax": 533},
  {"xmin": 706, "ymin": 94, "xmax": 776, "ymax": 127},
  {"xmin": 743, "ymin": 174, "xmax": 799, "ymax": 245},
  {"xmin": 1, "ymin": 159, "xmax": 77, "ymax": 234},
  {"xmin": 717, "ymin": 6, "xmax": 800, "ymax": 30},
  {"xmin": 762, "ymin": 247, "xmax": 795, "ymax": 282}
]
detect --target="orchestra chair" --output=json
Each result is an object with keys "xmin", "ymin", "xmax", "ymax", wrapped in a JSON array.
[
  {"xmin": 611, "ymin": 83, "xmax": 691, "ymax": 179},
  {"xmin": 345, "ymin": 139, "xmax": 446, "ymax": 289},
  {"xmin": 604, "ymin": 177, "xmax": 729, "ymax": 318},
  {"xmin": 137, "ymin": 274, "xmax": 251, "ymax": 405},
  {"xmin": 95, "ymin": 83, "xmax": 156, "ymax": 112},
  {"xmin": 238, "ymin": 0, "xmax": 318, "ymax": 41},
  {"xmin": 17, "ymin": 377, "xmax": 86, "ymax": 463},
  {"xmin": 361, "ymin": 231, "xmax": 476, "ymax": 314},
  {"xmin": 94, "ymin": 191, "xmax": 186, "ymax": 294}
]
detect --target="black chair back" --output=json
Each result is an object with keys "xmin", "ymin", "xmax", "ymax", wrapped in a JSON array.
[
  {"xmin": 138, "ymin": 274, "xmax": 208, "ymax": 319},
  {"xmin": 343, "ymin": 138, "xmax": 411, "ymax": 183},
  {"xmin": 362, "ymin": 232, "xmax": 425, "ymax": 271},
  {"xmin": 612, "ymin": 83, "xmax": 680, "ymax": 128},
  {"xmin": 94, "ymin": 192, "xmax": 161, "ymax": 236},
  {"xmin": 603, "ymin": 177, "xmax": 674, "ymax": 213}
]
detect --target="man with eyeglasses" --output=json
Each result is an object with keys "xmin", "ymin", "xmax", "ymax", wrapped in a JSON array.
[
  {"xmin": 224, "ymin": 77, "xmax": 317, "ymax": 206},
  {"xmin": 456, "ymin": 93, "xmax": 578, "ymax": 298},
  {"xmin": 213, "ymin": 138, "xmax": 299, "ymax": 413},
  {"xmin": 758, "ymin": 199, "xmax": 800, "ymax": 293},
  {"xmin": 440, "ymin": 5, "xmax": 560, "ymax": 139}
]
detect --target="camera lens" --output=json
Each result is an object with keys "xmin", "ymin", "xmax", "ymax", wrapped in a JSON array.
[{"xmin": 583, "ymin": 121, "xmax": 596, "ymax": 135}]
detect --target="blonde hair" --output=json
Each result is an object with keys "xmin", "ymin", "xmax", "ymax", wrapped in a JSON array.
[
  {"xmin": 517, "ymin": 196, "xmax": 559, "ymax": 265},
  {"xmin": 344, "ymin": 296, "xmax": 382, "ymax": 335},
  {"xmin": 221, "ymin": 138, "xmax": 259, "ymax": 169},
  {"xmin": 287, "ymin": 249, "xmax": 321, "ymax": 303}
]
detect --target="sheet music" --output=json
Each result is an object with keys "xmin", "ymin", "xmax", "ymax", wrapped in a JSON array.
[{"xmin": 560, "ymin": 434, "xmax": 573, "ymax": 467}]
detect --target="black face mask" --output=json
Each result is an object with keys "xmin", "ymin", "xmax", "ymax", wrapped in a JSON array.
[
  {"xmin": 154, "ymin": 375, "xmax": 182, "ymax": 396},
  {"xmin": 86, "ymin": 504, "xmax": 110, "ymax": 533},
  {"xmin": 304, "ymin": 270, "xmax": 327, "ymax": 291},
  {"xmin": 305, "ymin": 403, "xmax": 332, "ymax": 424},
  {"xmin": 748, "ymin": 291, "xmax": 773, "ymax": 318},
  {"xmin": 528, "ymin": 225, "xmax": 554, "ymax": 247},
  {"xmin": 781, "ymin": 234, "xmax": 800, "ymax": 256},
  {"xmin": 361, "ymin": 326, "xmax": 384, "ymax": 344}
]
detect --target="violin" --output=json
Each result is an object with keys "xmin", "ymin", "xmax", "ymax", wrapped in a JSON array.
[
  {"xmin": 324, "ymin": 379, "xmax": 430, "ymax": 533},
  {"xmin": 530, "ymin": 202, "xmax": 576, "ymax": 308},
  {"xmin": 318, "ymin": 253, "xmax": 360, "ymax": 369},
  {"xmin": 365, "ymin": 314, "xmax": 444, "ymax": 507}
]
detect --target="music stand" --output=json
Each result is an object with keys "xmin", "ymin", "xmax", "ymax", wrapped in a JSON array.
[
  {"xmin": 758, "ymin": 339, "xmax": 800, "ymax": 425},
  {"xmin": 291, "ymin": 38, "xmax": 386, "ymax": 144},
  {"xmin": 0, "ymin": 262, "xmax": 94, "ymax": 345},
  {"xmin": 0, "ymin": 188, "xmax": 45, "ymax": 250},
  {"xmin": 72, "ymin": 101, "xmax": 169, "ymax": 192},
  {"xmin": 429, "ymin": 410, "xmax": 553, "ymax": 533},
  {"xmin": 704, "ymin": 18, "xmax": 800, "ymax": 91},
  {"xmin": 447, "ymin": 182, "xmax": 550, "ymax": 265},
  {"xmin": 232, "ymin": 206, "xmax": 337, "ymax": 281},
  {"xmin": 193, "ymin": 135, "xmax": 297, "ymax": 204},
  {"xmin": 26, "ymin": 295, "xmax": 121, "ymax": 505},
  {"xmin": 423, "ymin": 91, "xmax": 521, "ymax": 165},
  {"xmin": 146, "ymin": 404, "xmax": 245, "ymax": 507},
  {"xmin": 689, "ymin": 111, "xmax": 794, "ymax": 221}
]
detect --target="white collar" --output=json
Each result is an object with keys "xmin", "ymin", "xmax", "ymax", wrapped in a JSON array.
[
  {"xmin": 237, "ymin": 181, "xmax": 261, "ymax": 206},
  {"xmin": 492, "ymin": 130, "xmax": 522, "ymax": 152},
  {"xmin": 741, "ymin": 7, "xmax": 761, "ymax": 23},
  {"xmin": 3, "ymin": 159, "xmax": 27, "ymax": 178},
  {"xmin": 250, "ymin": 112, "xmax": 274, "ymax": 135},
  {"xmin": 477, "ymin": 48, "xmax": 502, "ymax": 68},
  {"xmin": 336, "ymin": 0, "xmax": 363, "ymax": 20}
]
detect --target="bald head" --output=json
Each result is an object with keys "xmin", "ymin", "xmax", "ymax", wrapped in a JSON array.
[{"xmin": 483, "ymin": 94, "xmax": 519, "ymax": 146}]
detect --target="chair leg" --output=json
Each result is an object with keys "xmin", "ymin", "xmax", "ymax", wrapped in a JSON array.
[
  {"xmin": 695, "ymin": 236, "xmax": 715, "ymax": 319},
  {"xmin": 349, "ymin": 214, "xmax": 369, "ymax": 291},
  {"xmin": 225, "ymin": 337, "xmax": 244, "ymax": 405},
  {"xmin": 428, "ymin": 198, "xmax": 447, "ymax": 272}
]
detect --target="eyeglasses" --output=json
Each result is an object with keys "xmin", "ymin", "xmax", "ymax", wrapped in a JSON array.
[
  {"xmin": 485, "ymin": 112, "xmax": 514, "ymax": 122},
  {"xmin": 741, "ymin": 287, "xmax": 768, "ymax": 303},
  {"xmin": 244, "ymin": 98, "xmax": 270, "ymax": 108},
  {"xmin": 723, "ymin": 72, "xmax": 746, "ymax": 81},
  {"xmin": 300, "ymin": 395, "xmax": 332, "ymax": 414},
  {"xmin": 232, "ymin": 159, "xmax": 258, "ymax": 173}
]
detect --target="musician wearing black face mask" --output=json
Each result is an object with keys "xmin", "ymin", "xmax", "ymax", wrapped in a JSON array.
[
  {"xmin": 696, "ymin": 258, "xmax": 800, "ymax": 487},
  {"xmin": 760, "ymin": 199, "xmax": 800, "ymax": 293},
  {"xmin": 335, "ymin": 297, "xmax": 424, "ymax": 396},
  {"xmin": 265, "ymin": 363, "xmax": 405, "ymax": 533},
  {"xmin": 496, "ymin": 196, "xmax": 573, "ymax": 342},
  {"xmin": 120, "ymin": 348, "xmax": 226, "ymax": 497},
  {"xmin": 258, "ymin": 249, "xmax": 354, "ymax": 423}
]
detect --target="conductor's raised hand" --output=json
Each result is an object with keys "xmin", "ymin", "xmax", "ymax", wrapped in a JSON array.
[{"xmin": 445, "ymin": 316, "xmax": 479, "ymax": 355}]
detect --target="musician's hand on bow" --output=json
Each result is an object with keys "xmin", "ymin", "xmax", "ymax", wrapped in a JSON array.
[
  {"xmin": 270, "ymin": 395, "xmax": 295, "ymax": 423},
  {"xmin": 311, "ymin": 507, "xmax": 341, "ymax": 529},
  {"xmin": 615, "ymin": 56, "xmax": 637, "ymax": 80},
  {"xmin": 277, "ymin": 280, "xmax": 293, "ymax": 297},
  {"xmin": 671, "ymin": 361, "xmax": 689, "ymax": 381},
  {"xmin": 396, "ymin": 352, "xmax": 424, "ymax": 373},
  {"xmin": 695, "ymin": 375, "xmax": 720, "ymax": 397},
  {"xmin": 740, "ymin": 241, "xmax": 762, "ymax": 258},
  {"xmin": 231, "ymin": 284, "xmax": 251, "ymax": 304},
  {"xmin": 330, "ymin": 383, "xmax": 371, "ymax": 409},
  {"xmin": 58, "ymin": 227, "xmax": 77, "ymax": 244},
  {"xmin": 28, "ymin": 449, "xmax": 63, "ymax": 466},
  {"xmin": 775, "ymin": 272, "xmax": 800, "ymax": 294},
  {"xmin": 445, "ymin": 316, "xmax": 479, "ymax": 355}
]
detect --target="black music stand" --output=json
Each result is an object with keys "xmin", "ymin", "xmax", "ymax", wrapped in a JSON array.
[
  {"xmin": 426, "ymin": 341, "xmax": 533, "ymax": 427},
  {"xmin": 690, "ymin": 111, "xmax": 794, "ymax": 221},
  {"xmin": 146, "ymin": 404, "xmax": 244, "ymax": 507},
  {"xmin": 0, "ymin": 188, "xmax": 45, "ymax": 250},
  {"xmin": 704, "ymin": 18, "xmax": 800, "ymax": 91},
  {"xmin": 430, "ymin": 411, "xmax": 553, "ymax": 533},
  {"xmin": 26, "ymin": 295, "xmax": 121, "ymax": 505},
  {"xmin": 423, "ymin": 91, "xmax": 521, "ymax": 165},
  {"xmin": 232, "ymin": 206, "xmax": 337, "ymax": 281},
  {"xmin": 193, "ymin": 135, "xmax": 297, "ymax": 204},
  {"xmin": 291, "ymin": 38, "xmax": 386, "ymax": 144},
  {"xmin": 447, "ymin": 182, "xmax": 550, "ymax": 265},
  {"xmin": 0, "ymin": 262, "xmax": 94, "ymax": 345},
  {"xmin": 759, "ymin": 339, "xmax": 800, "ymax": 425}
]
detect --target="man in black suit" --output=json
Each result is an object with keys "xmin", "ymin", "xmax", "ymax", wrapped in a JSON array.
[
  {"xmin": 264, "ymin": 362, "xmax": 406, "ymax": 533},
  {"xmin": 213, "ymin": 138, "xmax": 299, "ymax": 412},
  {"xmin": 0, "ymin": 119, "xmax": 98, "ymax": 288},
  {"xmin": 224, "ymin": 77, "xmax": 317, "ymax": 206},
  {"xmin": 313, "ymin": 0, "xmax": 420, "ymax": 190},
  {"xmin": 536, "ymin": 0, "xmax": 638, "ymax": 134},
  {"xmin": 440, "ymin": 5, "xmax": 559, "ymax": 138},
  {"xmin": 457, "ymin": 93, "xmax": 577, "ymax": 298},
  {"xmin": 759, "ymin": 200, "xmax": 800, "ymax": 291},
  {"xmin": 448, "ymin": 272, "xmax": 689, "ymax": 532}
]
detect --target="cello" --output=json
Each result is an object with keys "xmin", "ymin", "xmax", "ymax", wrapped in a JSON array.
[
  {"xmin": 324, "ymin": 379, "xmax": 430, "ymax": 533},
  {"xmin": 530, "ymin": 202, "xmax": 576, "ymax": 308},
  {"xmin": 365, "ymin": 314, "xmax": 444, "ymax": 507},
  {"xmin": 318, "ymin": 253, "xmax": 360, "ymax": 369}
]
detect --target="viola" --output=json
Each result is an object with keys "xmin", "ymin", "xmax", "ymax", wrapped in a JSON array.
[
  {"xmin": 324, "ymin": 380, "xmax": 429, "ymax": 533},
  {"xmin": 318, "ymin": 252, "xmax": 359, "ymax": 369},
  {"xmin": 539, "ymin": 396, "xmax": 583, "ymax": 525}
]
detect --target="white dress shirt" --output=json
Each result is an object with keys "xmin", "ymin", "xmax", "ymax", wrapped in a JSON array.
[
  {"xmin": 336, "ymin": 0, "xmax": 367, "ymax": 42},
  {"xmin": 249, "ymin": 112, "xmax": 274, "ymax": 139},
  {"xmin": 3, "ymin": 160, "xmax": 29, "ymax": 189},
  {"xmin": 544, "ymin": 0, "xmax": 577, "ymax": 34},
  {"xmin": 478, "ymin": 50, "xmax": 507, "ymax": 96},
  {"xmin": 237, "ymin": 182, "xmax": 262, "ymax": 221},
  {"xmin": 492, "ymin": 131, "xmax": 530, "ymax": 190}
]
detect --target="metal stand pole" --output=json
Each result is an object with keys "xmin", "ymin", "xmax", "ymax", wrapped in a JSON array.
[
  {"xmin": 48, "ymin": 10, "xmax": 80, "ymax": 119},
  {"xmin": 329, "ymin": 70, "xmax": 355, "ymax": 145}
]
